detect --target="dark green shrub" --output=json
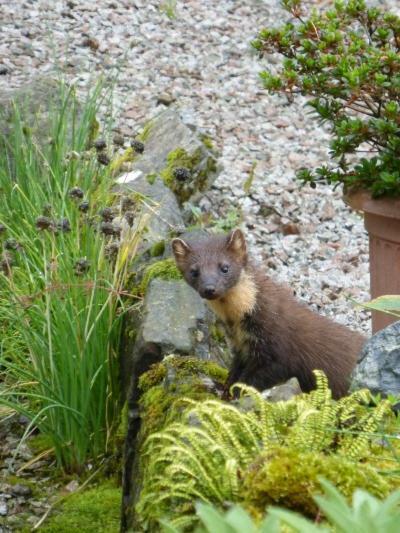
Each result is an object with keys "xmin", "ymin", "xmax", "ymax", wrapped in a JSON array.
[{"xmin": 253, "ymin": 0, "xmax": 400, "ymax": 197}]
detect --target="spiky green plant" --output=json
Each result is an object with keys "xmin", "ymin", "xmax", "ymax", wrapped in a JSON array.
[
  {"xmin": 0, "ymin": 81, "xmax": 144, "ymax": 472},
  {"xmin": 136, "ymin": 369, "xmax": 397, "ymax": 529}
]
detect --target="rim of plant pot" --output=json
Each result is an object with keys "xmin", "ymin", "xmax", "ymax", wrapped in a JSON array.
[{"xmin": 344, "ymin": 189, "xmax": 400, "ymax": 221}]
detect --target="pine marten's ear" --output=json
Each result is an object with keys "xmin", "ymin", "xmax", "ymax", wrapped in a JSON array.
[
  {"xmin": 171, "ymin": 238, "xmax": 192, "ymax": 262},
  {"xmin": 226, "ymin": 229, "xmax": 247, "ymax": 261}
]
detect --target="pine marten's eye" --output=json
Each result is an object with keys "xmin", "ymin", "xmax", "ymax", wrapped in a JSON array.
[
  {"xmin": 190, "ymin": 268, "xmax": 199, "ymax": 278},
  {"xmin": 220, "ymin": 264, "xmax": 229, "ymax": 274}
]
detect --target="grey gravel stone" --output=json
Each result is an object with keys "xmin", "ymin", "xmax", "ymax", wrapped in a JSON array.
[{"xmin": 351, "ymin": 321, "xmax": 400, "ymax": 395}]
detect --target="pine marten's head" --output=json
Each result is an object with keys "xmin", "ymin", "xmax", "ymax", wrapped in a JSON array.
[{"xmin": 171, "ymin": 229, "xmax": 247, "ymax": 300}]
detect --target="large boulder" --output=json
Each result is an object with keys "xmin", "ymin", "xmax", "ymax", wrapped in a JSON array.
[
  {"xmin": 115, "ymin": 108, "xmax": 219, "ymax": 204},
  {"xmin": 351, "ymin": 321, "xmax": 400, "ymax": 395}
]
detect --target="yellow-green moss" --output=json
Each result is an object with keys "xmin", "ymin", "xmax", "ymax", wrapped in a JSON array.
[
  {"xmin": 40, "ymin": 480, "xmax": 120, "ymax": 533},
  {"xmin": 160, "ymin": 147, "xmax": 201, "ymax": 187},
  {"xmin": 110, "ymin": 147, "xmax": 136, "ymax": 174},
  {"xmin": 200, "ymin": 134, "xmax": 214, "ymax": 151},
  {"xmin": 138, "ymin": 356, "xmax": 228, "ymax": 439},
  {"xmin": 146, "ymin": 173, "xmax": 157, "ymax": 185},
  {"xmin": 210, "ymin": 323, "xmax": 226, "ymax": 343},
  {"xmin": 139, "ymin": 258, "xmax": 181, "ymax": 294},
  {"xmin": 242, "ymin": 446, "xmax": 390, "ymax": 519},
  {"xmin": 149, "ymin": 240, "xmax": 165, "ymax": 257},
  {"xmin": 29, "ymin": 433, "xmax": 54, "ymax": 455}
]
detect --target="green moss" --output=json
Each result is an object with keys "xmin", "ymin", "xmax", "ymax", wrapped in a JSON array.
[
  {"xmin": 40, "ymin": 480, "xmax": 120, "ymax": 533},
  {"xmin": 242, "ymin": 446, "xmax": 390, "ymax": 519},
  {"xmin": 146, "ymin": 173, "xmax": 157, "ymax": 185},
  {"xmin": 29, "ymin": 433, "xmax": 54, "ymax": 455},
  {"xmin": 110, "ymin": 147, "xmax": 136, "ymax": 174},
  {"xmin": 200, "ymin": 134, "xmax": 214, "ymax": 151},
  {"xmin": 160, "ymin": 147, "xmax": 201, "ymax": 188},
  {"xmin": 149, "ymin": 240, "xmax": 165, "ymax": 257},
  {"xmin": 138, "ymin": 356, "xmax": 228, "ymax": 439},
  {"xmin": 139, "ymin": 258, "xmax": 181, "ymax": 294}
]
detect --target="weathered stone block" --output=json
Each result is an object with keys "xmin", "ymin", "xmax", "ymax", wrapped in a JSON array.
[
  {"xmin": 115, "ymin": 108, "xmax": 219, "ymax": 203},
  {"xmin": 351, "ymin": 320, "xmax": 400, "ymax": 395}
]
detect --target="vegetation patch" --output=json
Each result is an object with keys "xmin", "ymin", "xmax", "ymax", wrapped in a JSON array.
[
  {"xmin": 138, "ymin": 258, "xmax": 182, "ymax": 295},
  {"xmin": 40, "ymin": 480, "xmax": 120, "ymax": 533}
]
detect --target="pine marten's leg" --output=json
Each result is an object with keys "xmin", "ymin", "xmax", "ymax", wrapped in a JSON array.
[{"xmin": 223, "ymin": 350, "xmax": 246, "ymax": 399}]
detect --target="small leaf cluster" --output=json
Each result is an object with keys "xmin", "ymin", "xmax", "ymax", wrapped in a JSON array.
[{"xmin": 253, "ymin": 0, "xmax": 400, "ymax": 197}]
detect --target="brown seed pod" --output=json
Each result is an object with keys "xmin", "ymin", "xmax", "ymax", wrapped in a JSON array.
[
  {"xmin": 69, "ymin": 187, "xmax": 84, "ymax": 200},
  {"xmin": 4, "ymin": 238, "xmax": 19, "ymax": 250},
  {"xmin": 74, "ymin": 258, "xmax": 91, "ymax": 275},
  {"xmin": 94, "ymin": 138, "xmax": 107, "ymax": 151},
  {"xmin": 78, "ymin": 201, "xmax": 90, "ymax": 213},
  {"xmin": 105, "ymin": 241, "xmax": 120, "ymax": 259},
  {"xmin": 35, "ymin": 216, "xmax": 54, "ymax": 231},
  {"xmin": 124, "ymin": 210, "xmax": 135, "ymax": 226},
  {"xmin": 173, "ymin": 167, "xmax": 191, "ymax": 182},
  {"xmin": 97, "ymin": 153, "xmax": 110, "ymax": 166},
  {"xmin": 130, "ymin": 139, "xmax": 144, "ymax": 154},
  {"xmin": 99, "ymin": 207, "xmax": 114, "ymax": 222},
  {"xmin": 57, "ymin": 218, "xmax": 71, "ymax": 232},
  {"xmin": 121, "ymin": 196, "xmax": 134, "ymax": 212}
]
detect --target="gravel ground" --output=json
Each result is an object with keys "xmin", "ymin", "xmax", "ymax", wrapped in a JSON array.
[{"xmin": 2, "ymin": 0, "xmax": 394, "ymax": 335}]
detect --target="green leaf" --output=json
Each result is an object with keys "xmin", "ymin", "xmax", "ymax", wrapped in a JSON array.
[
  {"xmin": 195, "ymin": 503, "xmax": 235, "ymax": 533},
  {"xmin": 268, "ymin": 507, "xmax": 326, "ymax": 532}
]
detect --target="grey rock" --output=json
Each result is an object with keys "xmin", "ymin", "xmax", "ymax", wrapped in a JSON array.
[
  {"xmin": 351, "ymin": 321, "xmax": 400, "ymax": 395},
  {"xmin": 116, "ymin": 176, "xmax": 185, "ymax": 255},
  {"xmin": 0, "ymin": 78, "xmax": 80, "ymax": 161},
  {"xmin": 141, "ymin": 279, "xmax": 208, "ymax": 355},
  {"xmin": 115, "ymin": 108, "xmax": 219, "ymax": 203},
  {"xmin": 10, "ymin": 484, "xmax": 32, "ymax": 497},
  {"xmin": 0, "ymin": 500, "xmax": 8, "ymax": 516},
  {"xmin": 261, "ymin": 377, "xmax": 302, "ymax": 402}
]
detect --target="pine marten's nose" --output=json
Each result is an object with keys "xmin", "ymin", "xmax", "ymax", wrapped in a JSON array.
[{"xmin": 204, "ymin": 285, "xmax": 216, "ymax": 298}]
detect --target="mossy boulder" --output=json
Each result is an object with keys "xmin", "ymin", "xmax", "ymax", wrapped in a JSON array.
[{"xmin": 114, "ymin": 109, "xmax": 219, "ymax": 204}]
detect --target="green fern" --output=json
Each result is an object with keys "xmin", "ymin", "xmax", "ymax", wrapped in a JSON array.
[{"xmin": 136, "ymin": 365, "xmax": 398, "ymax": 529}]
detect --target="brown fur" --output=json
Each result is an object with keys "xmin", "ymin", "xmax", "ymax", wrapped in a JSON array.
[{"xmin": 172, "ymin": 230, "xmax": 366, "ymax": 398}]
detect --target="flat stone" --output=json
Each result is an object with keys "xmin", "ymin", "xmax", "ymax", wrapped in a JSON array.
[
  {"xmin": 141, "ymin": 279, "xmax": 207, "ymax": 354},
  {"xmin": 351, "ymin": 321, "xmax": 400, "ymax": 395}
]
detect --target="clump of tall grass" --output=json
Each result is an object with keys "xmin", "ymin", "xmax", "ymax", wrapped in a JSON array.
[{"xmin": 0, "ymin": 81, "xmax": 140, "ymax": 472}]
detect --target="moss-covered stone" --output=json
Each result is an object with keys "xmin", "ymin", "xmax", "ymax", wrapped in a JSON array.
[
  {"xmin": 242, "ymin": 446, "xmax": 390, "ymax": 519},
  {"xmin": 138, "ymin": 258, "xmax": 181, "ymax": 295},
  {"xmin": 138, "ymin": 355, "xmax": 228, "ymax": 444},
  {"xmin": 160, "ymin": 147, "xmax": 217, "ymax": 203},
  {"xmin": 40, "ymin": 480, "xmax": 120, "ymax": 533}
]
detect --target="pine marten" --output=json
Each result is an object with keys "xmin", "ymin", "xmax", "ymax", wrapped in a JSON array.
[{"xmin": 172, "ymin": 229, "xmax": 366, "ymax": 399}]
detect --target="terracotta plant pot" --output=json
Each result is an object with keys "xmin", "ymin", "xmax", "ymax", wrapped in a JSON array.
[{"xmin": 345, "ymin": 190, "xmax": 400, "ymax": 334}]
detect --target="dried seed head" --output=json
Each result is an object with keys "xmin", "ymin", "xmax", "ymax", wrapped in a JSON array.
[
  {"xmin": 121, "ymin": 195, "xmax": 134, "ymax": 212},
  {"xmin": 99, "ymin": 207, "xmax": 114, "ymax": 222},
  {"xmin": 35, "ymin": 216, "xmax": 54, "ymax": 231},
  {"xmin": 105, "ymin": 241, "xmax": 120, "ymax": 258},
  {"xmin": 1, "ymin": 250, "xmax": 14, "ymax": 275},
  {"xmin": 100, "ymin": 221, "xmax": 115, "ymax": 236},
  {"xmin": 124, "ymin": 210, "xmax": 135, "ymax": 226},
  {"xmin": 94, "ymin": 138, "xmax": 107, "ymax": 151},
  {"xmin": 57, "ymin": 218, "xmax": 71, "ymax": 232},
  {"xmin": 173, "ymin": 167, "xmax": 191, "ymax": 181},
  {"xmin": 69, "ymin": 187, "xmax": 84, "ymax": 200},
  {"xmin": 100, "ymin": 221, "xmax": 121, "ymax": 237},
  {"xmin": 74, "ymin": 258, "xmax": 91, "ymax": 275},
  {"xmin": 113, "ymin": 134, "xmax": 125, "ymax": 147},
  {"xmin": 97, "ymin": 153, "xmax": 110, "ymax": 166},
  {"xmin": 78, "ymin": 201, "xmax": 90, "ymax": 213},
  {"xmin": 4, "ymin": 238, "xmax": 19, "ymax": 250},
  {"xmin": 130, "ymin": 139, "xmax": 144, "ymax": 154}
]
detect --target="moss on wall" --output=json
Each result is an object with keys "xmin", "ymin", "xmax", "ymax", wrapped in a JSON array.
[{"xmin": 138, "ymin": 258, "xmax": 182, "ymax": 295}]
